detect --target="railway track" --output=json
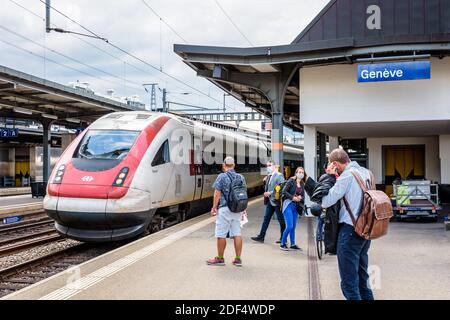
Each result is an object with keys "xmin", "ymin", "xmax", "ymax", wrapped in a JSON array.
[{"xmin": 0, "ymin": 242, "xmax": 122, "ymax": 297}]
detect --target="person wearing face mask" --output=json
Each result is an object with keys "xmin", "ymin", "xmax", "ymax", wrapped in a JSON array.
[
  {"xmin": 251, "ymin": 160, "xmax": 286, "ymax": 243},
  {"xmin": 279, "ymin": 167, "xmax": 305, "ymax": 250}
]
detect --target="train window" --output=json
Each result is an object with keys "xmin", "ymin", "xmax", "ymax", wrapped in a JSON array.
[
  {"xmin": 152, "ymin": 140, "xmax": 170, "ymax": 167},
  {"xmin": 75, "ymin": 130, "xmax": 139, "ymax": 160}
]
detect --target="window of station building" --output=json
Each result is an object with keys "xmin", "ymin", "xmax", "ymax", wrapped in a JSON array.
[{"xmin": 152, "ymin": 140, "xmax": 170, "ymax": 167}]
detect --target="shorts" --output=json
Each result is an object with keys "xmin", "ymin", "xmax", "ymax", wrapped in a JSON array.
[{"xmin": 215, "ymin": 206, "xmax": 242, "ymax": 238}]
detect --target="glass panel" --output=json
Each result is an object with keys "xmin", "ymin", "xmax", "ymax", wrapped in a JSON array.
[{"xmin": 76, "ymin": 130, "xmax": 139, "ymax": 160}]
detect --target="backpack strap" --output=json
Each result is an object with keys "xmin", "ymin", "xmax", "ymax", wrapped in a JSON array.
[
  {"xmin": 343, "ymin": 170, "xmax": 373, "ymax": 227},
  {"xmin": 343, "ymin": 197, "xmax": 357, "ymax": 226},
  {"xmin": 225, "ymin": 172, "xmax": 235, "ymax": 203}
]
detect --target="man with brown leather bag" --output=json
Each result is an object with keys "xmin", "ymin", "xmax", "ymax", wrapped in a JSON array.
[{"xmin": 318, "ymin": 149, "xmax": 393, "ymax": 300}]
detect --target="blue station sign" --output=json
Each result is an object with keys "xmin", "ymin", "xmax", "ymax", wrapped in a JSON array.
[
  {"xmin": 0, "ymin": 128, "xmax": 19, "ymax": 138},
  {"xmin": 358, "ymin": 61, "xmax": 431, "ymax": 83}
]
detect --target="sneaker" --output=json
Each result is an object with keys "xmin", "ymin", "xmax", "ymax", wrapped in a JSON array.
[
  {"xmin": 251, "ymin": 236, "xmax": 264, "ymax": 243},
  {"xmin": 290, "ymin": 245, "xmax": 303, "ymax": 251},
  {"xmin": 280, "ymin": 244, "xmax": 289, "ymax": 251},
  {"xmin": 275, "ymin": 239, "xmax": 282, "ymax": 244},
  {"xmin": 232, "ymin": 258, "xmax": 242, "ymax": 267},
  {"xmin": 206, "ymin": 257, "xmax": 225, "ymax": 266}
]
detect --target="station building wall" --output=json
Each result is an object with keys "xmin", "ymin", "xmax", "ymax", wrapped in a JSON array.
[
  {"xmin": 439, "ymin": 135, "xmax": 450, "ymax": 184},
  {"xmin": 299, "ymin": 57, "xmax": 450, "ymax": 125}
]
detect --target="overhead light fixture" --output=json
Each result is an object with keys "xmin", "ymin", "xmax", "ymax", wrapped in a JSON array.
[
  {"xmin": 66, "ymin": 118, "xmax": 80, "ymax": 123},
  {"xmin": 356, "ymin": 54, "xmax": 431, "ymax": 63},
  {"xmin": 13, "ymin": 107, "xmax": 33, "ymax": 115},
  {"xmin": 42, "ymin": 113, "xmax": 58, "ymax": 120}
]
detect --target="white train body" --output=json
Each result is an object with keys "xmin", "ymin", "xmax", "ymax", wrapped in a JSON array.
[{"xmin": 44, "ymin": 111, "xmax": 302, "ymax": 242}]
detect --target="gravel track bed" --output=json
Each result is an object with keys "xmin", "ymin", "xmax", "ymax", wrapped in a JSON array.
[{"xmin": 0, "ymin": 239, "xmax": 80, "ymax": 270}]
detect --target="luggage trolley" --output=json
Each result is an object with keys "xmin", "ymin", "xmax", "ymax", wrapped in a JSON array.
[{"xmin": 392, "ymin": 180, "xmax": 441, "ymax": 221}]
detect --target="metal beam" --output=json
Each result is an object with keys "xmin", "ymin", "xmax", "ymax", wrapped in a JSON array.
[
  {"xmin": 0, "ymin": 91, "xmax": 85, "ymax": 113},
  {"xmin": 176, "ymin": 112, "xmax": 267, "ymax": 122}
]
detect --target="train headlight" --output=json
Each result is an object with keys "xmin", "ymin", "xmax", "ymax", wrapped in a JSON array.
[
  {"xmin": 113, "ymin": 167, "xmax": 129, "ymax": 187},
  {"xmin": 53, "ymin": 164, "xmax": 66, "ymax": 184}
]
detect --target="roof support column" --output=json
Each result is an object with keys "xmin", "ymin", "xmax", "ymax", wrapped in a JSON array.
[
  {"xmin": 318, "ymin": 132, "xmax": 327, "ymax": 177},
  {"xmin": 271, "ymin": 110, "xmax": 284, "ymax": 170},
  {"xmin": 42, "ymin": 120, "xmax": 52, "ymax": 183},
  {"xmin": 304, "ymin": 125, "xmax": 317, "ymax": 209},
  {"xmin": 329, "ymin": 136, "xmax": 340, "ymax": 152}
]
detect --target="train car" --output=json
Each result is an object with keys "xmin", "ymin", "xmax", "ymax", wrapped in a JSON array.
[{"xmin": 44, "ymin": 111, "xmax": 303, "ymax": 242}]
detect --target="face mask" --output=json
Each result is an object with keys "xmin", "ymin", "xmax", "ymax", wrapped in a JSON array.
[
  {"xmin": 296, "ymin": 173, "xmax": 304, "ymax": 180},
  {"xmin": 267, "ymin": 166, "xmax": 273, "ymax": 174}
]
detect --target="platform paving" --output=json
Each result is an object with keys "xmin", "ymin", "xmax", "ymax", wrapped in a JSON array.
[{"xmin": 4, "ymin": 197, "xmax": 450, "ymax": 300}]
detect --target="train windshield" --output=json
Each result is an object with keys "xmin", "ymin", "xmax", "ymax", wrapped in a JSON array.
[{"xmin": 76, "ymin": 130, "xmax": 139, "ymax": 160}]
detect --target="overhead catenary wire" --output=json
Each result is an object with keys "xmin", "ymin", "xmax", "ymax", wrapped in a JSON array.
[
  {"xmin": 7, "ymin": 0, "xmax": 239, "ymax": 112},
  {"xmin": 8, "ymin": 0, "xmax": 155, "ymax": 83},
  {"xmin": 40, "ymin": 0, "xmax": 241, "ymax": 111},
  {"xmin": 213, "ymin": 0, "xmax": 254, "ymax": 47},
  {"xmin": 0, "ymin": 24, "xmax": 143, "ymax": 90},
  {"xmin": 0, "ymin": 38, "xmax": 120, "ymax": 89},
  {"xmin": 141, "ymin": 0, "xmax": 188, "ymax": 44}
]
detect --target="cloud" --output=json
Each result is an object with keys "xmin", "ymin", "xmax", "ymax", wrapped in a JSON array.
[{"xmin": 0, "ymin": 0, "xmax": 328, "ymax": 110}]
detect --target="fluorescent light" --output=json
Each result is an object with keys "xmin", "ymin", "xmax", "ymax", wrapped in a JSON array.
[
  {"xmin": 13, "ymin": 107, "xmax": 33, "ymax": 115},
  {"xmin": 66, "ymin": 118, "xmax": 80, "ymax": 123},
  {"xmin": 42, "ymin": 113, "xmax": 58, "ymax": 120}
]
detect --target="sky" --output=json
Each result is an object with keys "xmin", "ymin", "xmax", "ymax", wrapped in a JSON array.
[{"xmin": 1, "ymin": 0, "xmax": 329, "ymax": 112}]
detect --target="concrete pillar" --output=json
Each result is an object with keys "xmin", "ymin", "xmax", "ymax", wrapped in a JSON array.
[
  {"xmin": 318, "ymin": 132, "xmax": 327, "ymax": 177},
  {"xmin": 304, "ymin": 125, "xmax": 317, "ymax": 181},
  {"xmin": 61, "ymin": 133, "xmax": 76, "ymax": 151},
  {"xmin": 439, "ymin": 135, "xmax": 450, "ymax": 184},
  {"xmin": 304, "ymin": 125, "xmax": 317, "ymax": 209},
  {"xmin": 271, "ymin": 111, "xmax": 284, "ymax": 170},
  {"xmin": 42, "ymin": 122, "xmax": 51, "ymax": 183},
  {"xmin": 329, "ymin": 136, "xmax": 339, "ymax": 152}
]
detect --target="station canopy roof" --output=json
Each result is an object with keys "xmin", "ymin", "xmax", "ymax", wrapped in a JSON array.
[
  {"xmin": 175, "ymin": 0, "xmax": 450, "ymax": 131},
  {"xmin": 0, "ymin": 65, "xmax": 139, "ymax": 127}
]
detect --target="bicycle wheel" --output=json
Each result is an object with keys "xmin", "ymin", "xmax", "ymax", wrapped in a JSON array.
[{"xmin": 316, "ymin": 238, "xmax": 324, "ymax": 260}]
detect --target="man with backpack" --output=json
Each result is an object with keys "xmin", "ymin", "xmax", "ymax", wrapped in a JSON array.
[
  {"xmin": 207, "ymin": 156, "xmax": 248, "ymax": 267},
  {"xmin": 320, "ymin": 148, "xmax": 392, "ymax": 300}
]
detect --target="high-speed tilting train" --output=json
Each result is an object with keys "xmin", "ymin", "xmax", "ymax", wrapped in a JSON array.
[{"xmin": 44, "ymin": 111, "xmax": 303, "ymax": 242}]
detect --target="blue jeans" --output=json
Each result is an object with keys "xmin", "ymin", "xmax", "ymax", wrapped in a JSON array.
[
  {"xmin": 316, "ymin": 216, "xmax": 325, "ymax": 241},
  {"xmin": 258, "ymin": 203, "xmax": 285, "ymax": 240},
  {"xmin": 337, "ymin": 223, "xmax": 374, "ymax": 300},
  {"xmin": 281, "ymin": 202, "xmax": 298, "ymax": 246}
]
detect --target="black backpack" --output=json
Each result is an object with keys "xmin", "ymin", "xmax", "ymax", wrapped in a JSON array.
[{"xmin": 225, "ymin": 172, "xmax": 248, "ymax": 213}]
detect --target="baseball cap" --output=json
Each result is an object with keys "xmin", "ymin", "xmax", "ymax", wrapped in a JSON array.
[{"xmin": 223, "ymin": 156, "xmax": 235, "ymax": 165}]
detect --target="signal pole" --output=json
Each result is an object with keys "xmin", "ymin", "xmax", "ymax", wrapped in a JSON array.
[{"xmin": 45, "ymin": 0, "xmax": 51, "ymax": 32}]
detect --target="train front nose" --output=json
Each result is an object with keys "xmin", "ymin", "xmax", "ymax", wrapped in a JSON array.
[
  {"xmin": 46, "ymin": 186, "xmax": 153, "ymax": 242},
  {"xmin": 45, "ymin": 161, "xmax": 153, "ymax": 242},
  {"xmin": 44, "ymin": 127, "xmax": 154, "ymax": 242}
]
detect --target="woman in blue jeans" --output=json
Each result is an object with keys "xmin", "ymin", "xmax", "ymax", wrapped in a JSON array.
[{"xmin": 280, "ymin": 167, "xmax": 305, "ymax": 250}]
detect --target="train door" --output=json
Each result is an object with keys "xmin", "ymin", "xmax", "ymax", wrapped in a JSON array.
[
  {"xmin": 150, "ymin": 139, "xmax": 173, "ymax": 206},
  {"xmin": 192, "ymin": 134, "xmax": 203, "ymax": 200}
]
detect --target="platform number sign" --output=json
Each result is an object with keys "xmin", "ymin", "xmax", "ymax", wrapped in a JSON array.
[{"xmin": 0, "ymin": 128, "xmax": 19, "ymax": 138}]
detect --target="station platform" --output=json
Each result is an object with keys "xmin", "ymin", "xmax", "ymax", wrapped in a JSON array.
[
  {"xmin": 3, "ymin": 197, "xmax": 450, "ymax": 300},
  {"xmin": 0, "ymin": 194, "xmax": 43, "ymax": 217},
  {"xmin": 0, "ymin": 187, "xmax": 31, "ymax": 197}
]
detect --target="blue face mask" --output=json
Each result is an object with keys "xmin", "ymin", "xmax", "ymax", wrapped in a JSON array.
[{"xmin": 267, "ymin": 166, "xmax": 273, "ymax": 174}]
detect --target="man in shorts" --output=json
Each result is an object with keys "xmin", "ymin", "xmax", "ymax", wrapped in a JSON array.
[{"xmin": 207, "ymin": 156, "xmax": 246, "ymax": 267}]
